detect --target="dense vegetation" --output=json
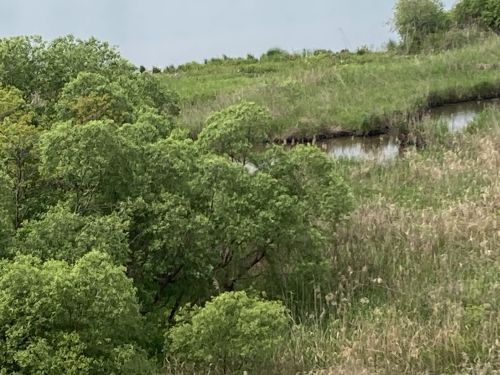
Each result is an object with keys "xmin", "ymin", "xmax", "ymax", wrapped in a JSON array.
[{"xmin": 0, "ymin": 0, "xmax": 499, "ymax": 373}]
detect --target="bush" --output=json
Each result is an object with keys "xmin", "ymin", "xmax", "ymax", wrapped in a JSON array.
[
  {"xmin": 0, "ymin": 251, "xmax": 154, "ymax": 374},
  {"xmin": 261, "ymin": 48, "xmax": 290, "ymax": 61},
  {"xmin": 167, "ymin": 291, "xmax": 289, "ymax": 373}
]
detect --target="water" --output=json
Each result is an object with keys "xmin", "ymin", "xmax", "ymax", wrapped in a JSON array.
[
  {"xmin": 429, "ymin": 99, "xmax": 500, "ymax": 132},
  {"xmin": 322, "ymin": 134, "xmax": 400, "ymax": 163},
  {"xmin": 319, "ymin": 98, "xmax": 500, "ymax": 162}
]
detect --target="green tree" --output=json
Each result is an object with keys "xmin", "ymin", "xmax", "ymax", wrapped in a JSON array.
[
  {"xmin": 0, "ymin": 169, "xmax": 13, "ymax": 251},
  {"xmin": 124, "ymin": 194, "xmax": 212, "ymax": 309},
  {"xmin": 0, "ymin": 85, "xmax": 28, "ymax": 123},
  {"xmin": 135, "ymin": 73, "xmax": 180, "ymax": 117},
  {"xmin": 255, "ymin": 145, "xmax": 353, "ymax": 310},
  {"xmin": 0, "ymin": 251, "xmax": 154, "ymax": 374},
  {"xmin": 168, "ymin": 291, "xmax": 288, "ymax": 373},
  {"xmin": 56, "ymin": 72, "xmax": 136, "ymax": 125},
  {"xmin": 127, "ymin": 109, "xmax": 176, "ymax": 141},
  {"xmin": 195, "ymin": 156, "xmax": 310, "ymax": 292},
  {"xmin": 394, "ymin": 0, "xmax": 450, "ymax": 52},
  {"xmin": 257, "ymin": 145, "xmax": 353, "ymax": 224},
  {"xmin": 453, "ymin": 0, "xmax": 487, "ymax": 27},
  {"xmin": 10, "ymin": 204, "xmax": 129, "ymax": 264},
  {"xmin": 118, "ymin": 136, "xmax": 209, "ymax": 312},
  {"xmin": 144, "ymin": 135, "xmax": 201, "ymax": 198},
  {"xmin": 0, "ymin": 121, "xmax": 41, "ymax": 227},
  {"xmin": 483, "ymin": 0, "xmax": 500, "ymax": 31},
  {"xmin": 0, "ymin": 36, "xmax": 44, "ymax": 97},
  {"xmin": 39, "ymin": 35, "xmax": 134, "ymax": 102},
  {"xmin": 39, "ymin": 120, "xmax": 137, "ymax": 214},
  {"xmin": 198, "ymin": 101, "xmax": 272, "ymax": 164},
  {"xmin": 0, "ymin": 86, "xmax": 41, "ymax": 227}
]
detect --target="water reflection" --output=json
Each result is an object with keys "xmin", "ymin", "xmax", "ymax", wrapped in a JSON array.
[
  {"xmin": 320, "ymin": 98, "xmax": 499, "ymax": 162},
  {"xmin": 429, "ymin": 98, "xmax": 500, "ymax": 132},
  {"xmin": 321, "ymin": 135, "xmax": 400, "ymax": 162}
]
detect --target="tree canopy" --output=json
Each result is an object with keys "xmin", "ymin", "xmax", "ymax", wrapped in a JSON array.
[{"xmin": 0, "ymin": 34, "xmax": 354, "ymax": 373}]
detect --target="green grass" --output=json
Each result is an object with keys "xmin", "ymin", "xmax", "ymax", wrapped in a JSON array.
[{"xmin": 162, "ymin": 36, "xmax": 500, "ymax": 139}]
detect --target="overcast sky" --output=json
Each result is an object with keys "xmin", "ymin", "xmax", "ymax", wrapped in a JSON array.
[{"xmin": 1, "ymin": 0, "xmax": 457, "ymax": 67}]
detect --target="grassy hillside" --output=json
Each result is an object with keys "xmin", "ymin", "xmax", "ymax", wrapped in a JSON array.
[{"xmin": 163, "ymin": 37, "xmax": 500, "ymax": 139}]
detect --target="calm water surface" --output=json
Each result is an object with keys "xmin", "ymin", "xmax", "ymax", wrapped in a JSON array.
[{"xmin": 319, "ymin": 99, "xmax": 500, "ymax": 162}]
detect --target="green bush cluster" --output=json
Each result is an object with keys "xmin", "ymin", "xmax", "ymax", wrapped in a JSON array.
[{"xmin": 167, "ymin": 292, "xmax": 289, "ymax": 372}]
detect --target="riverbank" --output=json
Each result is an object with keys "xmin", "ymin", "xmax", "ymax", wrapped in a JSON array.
[
  {"xmin": 292, "ymin": 98, "xmax": 500, "ymax": 163},
  {"xmin": 163, "ymin": 36, "xmax": 500, "ymax": 139}
]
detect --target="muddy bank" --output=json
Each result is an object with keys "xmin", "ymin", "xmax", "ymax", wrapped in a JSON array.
[
  {"xmin": 280, "ymin": 97, "xmax": 500, "ymax": 162},
  {"xmin": 277, "ymin": 88, "xmax": 500, "ymax": 144}
]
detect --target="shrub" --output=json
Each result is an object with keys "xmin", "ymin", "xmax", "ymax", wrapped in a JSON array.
[
  {"xmin": 167, "ymin": 291, "xmax": 289, "ymax": 373},
  {"xmin": 0, "ymin": 251, "xmax": 154, "ymax": 374},
  {"xmin": 262, "ymin": 48, "xmax": 290, "ymax": 61}
]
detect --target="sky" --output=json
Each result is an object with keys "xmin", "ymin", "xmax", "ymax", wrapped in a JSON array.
[{"xmin": 1, "ymin": 0, "xmax": 457, "ymax": 67}]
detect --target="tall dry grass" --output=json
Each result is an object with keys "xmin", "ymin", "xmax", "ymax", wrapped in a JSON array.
[{"xmin": 275, "ymin": 110, "xmax": 500, "ymax": 374}]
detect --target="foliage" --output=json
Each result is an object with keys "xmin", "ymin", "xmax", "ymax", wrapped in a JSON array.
[
  {"xmin": 0, "ymin": 170, "xmax": 13, "ymax": 251},
  {"xmin": 37, "ymin": 35, "xmax": 134, "ymax": 102},
  {"xmin": 262, "ymin": 48, "xmax": 291, "ymax": 61},
  {"xmin": 135, "ymin": 108, "xmax": 176, "ymax": 138},
  {"xmin": 0, "ymin": 36, "xmax": 44, "ymax": 97},
  {"xmin": 123, "ymin": 193, "xmax": 213, "ymax": 307},
  {"xmin": 39, "ymin": 120, "xmax": 136, "ymax": 214},
  {"xmin": 393, "ymin": 0, "xmax": 450, "ymax": 52},
  {"xmin": 453, "ymin": 0, "xmax": 488, "ymax": 27},
  {"xmin": 0, "ymin": 251, "xmax": 154, "ymax": 374},
  {"xmin": 0, "ymin": 85, "xmax": 27, "ymax": 123},
  {"xmin": 418, "ymin": 25, "xmax": 496, "ymax": 52},
  {"xmin": 0, "ymin": 114, "xmax": 41, "ymax": 227},
  {"xmin": 56, "ymin": 72, "xmax": 136, "ymax": 125},
  {"xmin": 11, "ymin": 204, "xmax": 129, "ymax": 264},
  {"xmin": 136, "ymin": 73, "xmax": 180, "ymax": 117},
  {"xmin": 168, "ymin": 291, "xmax": 289, "ymax": 373},
  {"xmin": 195, "ymin": 155, "xmax": 318, "ymax": 293},
  {"xmin": 453, "ymin": 0, "xmax": 500, "ymax": 31},
  {"xmin": 0, "ymin": 35, "xmax": 133, "ymax": 105},
  {"xmin": 258, "ymin": 145, "xmax": 353, "ymax": 224},
  {"xmin": 198, "ymin": 101, "xmax": 272, "ymax": 163}
]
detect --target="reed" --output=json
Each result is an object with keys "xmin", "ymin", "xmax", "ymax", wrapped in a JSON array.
[{"xmin": 273, "ymin": 109, "xmax": 500, "ymax": 374}]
